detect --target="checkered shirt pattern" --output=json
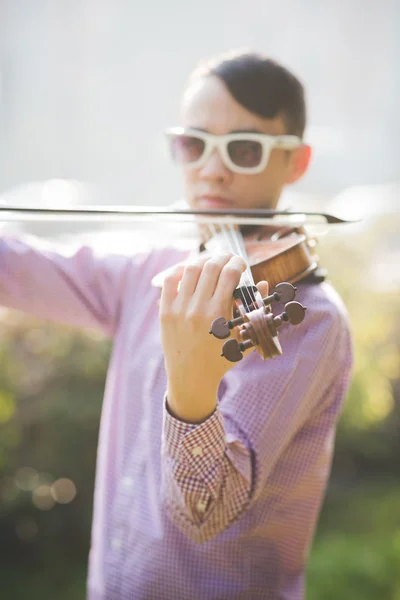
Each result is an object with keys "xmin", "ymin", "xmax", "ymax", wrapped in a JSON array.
[{"xmin": 0, "ymin": 235, "xmax": 353, "ymax": 599}]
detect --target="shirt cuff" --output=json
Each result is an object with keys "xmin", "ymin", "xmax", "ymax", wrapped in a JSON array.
[{"xmin": 163, "ymin": 397, "xmax": 226, "ymax": 474}]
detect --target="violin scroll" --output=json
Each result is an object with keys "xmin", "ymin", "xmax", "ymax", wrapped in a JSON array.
[{"xmin": 210, "ymin": 282, "xmax": 306, "ymax": 362}]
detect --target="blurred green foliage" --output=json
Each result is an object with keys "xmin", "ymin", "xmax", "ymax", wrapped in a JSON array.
[
  {"xmin": 0, "ymin": 218, "xmax": 399, "ymax": 598},
  {"xmin": 307, "ymin": 483, "xmax": 400, "ymax": 599},
  {"xmin": 0, "ymin": 316, "xmax": 108, "ymax": 599}
]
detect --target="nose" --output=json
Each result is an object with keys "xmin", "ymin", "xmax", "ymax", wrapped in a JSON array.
[{"xmin": 198, "ymin": 148, "xmax": 233, "ymax": 183}]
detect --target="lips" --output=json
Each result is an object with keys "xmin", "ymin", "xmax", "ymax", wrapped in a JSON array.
[{"xmin": 196, "ymin": 196, "xmax": 234, "ymax": 209}]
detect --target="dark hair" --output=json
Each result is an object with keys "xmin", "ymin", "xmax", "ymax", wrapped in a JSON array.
[{"xmin": 189, "ymin": 50, "xmax": 306, "ymax": 138}]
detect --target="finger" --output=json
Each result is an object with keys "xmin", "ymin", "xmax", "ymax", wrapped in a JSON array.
[
  {"xmin": 177, "ymin": 254, "xmax": 210, "ymax": 298},
  {"xmin": 192, "ymin": 253, "xmax": 234, "ymax": 301},
  {"xmin": 256, "ymin": 280, "xmax": 269, "ymax": 298},
  {"xmin": 159, "ymin": 264, "xmax": 185, "ymax": 311},
  {"xmin": 212, "ymin": 255, "xmax": 247, "ymax": 305}
]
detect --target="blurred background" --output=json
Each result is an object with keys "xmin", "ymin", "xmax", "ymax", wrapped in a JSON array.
[{"xmin": 0, "ymin": 0, "xmax": 399, "ymax": 599}]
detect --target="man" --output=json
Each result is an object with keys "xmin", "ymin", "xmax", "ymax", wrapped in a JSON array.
[{"xmin": 0, "ymin": 51, "xmax": 353, "ymax": 599}]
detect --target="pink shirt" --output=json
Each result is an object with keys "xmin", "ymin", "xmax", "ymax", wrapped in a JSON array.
[{"xmin": 0, "ymin": 235, "xmax": 353, "ymax": 599}]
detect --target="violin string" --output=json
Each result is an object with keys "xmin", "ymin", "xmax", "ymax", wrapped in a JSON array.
[
  {"xmin": 227, "ymin": 224, "xmax": 254, "ymax": 283},
  {"xmin": 207, "ymin": 222, "xmax": 251, "ymax": 313},
  {"xmin": 225, "ymin": 224, "xmax": 264, "ymax": 310},
  {"xmin": 218, "ymin": 223, "xmax": 255, "ymax": 313},
  {"xmin": 225, "ymin": 224, "xmax": 260, "ymax": 308}
]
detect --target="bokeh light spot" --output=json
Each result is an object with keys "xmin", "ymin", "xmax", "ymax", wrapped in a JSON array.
[
  {"xmin": 15, "ymin": 467, "xmax": 39, "ymax": 491},
  {"xmin": 32, "ymin": 484, "xmax": 55, "ymax": 510},
  {"xmin": 51, "ymin": 478, "xmax": 77, "ymax": 504}
]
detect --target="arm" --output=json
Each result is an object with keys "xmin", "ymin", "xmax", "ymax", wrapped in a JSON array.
[
  {"xmin": 159, "ymin": 253, "xmax": 353, "ymax": 542},
  {"xmin": 0, "ymin": 234, "xmax": 134, "ymax": 335}
]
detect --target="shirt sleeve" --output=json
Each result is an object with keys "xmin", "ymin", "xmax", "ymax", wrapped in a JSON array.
[
  {"xmin": 161, "ymin": 285, "xmax": 353, "ymax": 543},
  {"xmin": 0, "ymin": 234, "xmax": 138, "ymax": 336}
]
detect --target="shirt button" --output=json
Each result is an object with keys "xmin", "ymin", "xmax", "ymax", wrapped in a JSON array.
[
  {"xmin": 191, "ymin": 446, "xmax": 203, "ymax": 457},
  {"xmin": 112, "ymin": 538, "xmax": 122, "ymax": 550},
  {"xmin": 122, "ymin": 476, "xmax": 134, "ymax": 488},
  {"xmin": 196, "ymin": 501, "xmax": 207, "ymax": 513}
]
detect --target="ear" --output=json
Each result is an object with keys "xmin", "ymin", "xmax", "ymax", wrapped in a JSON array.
[{"xmin": 286, "ymin": 144, "xmax": 312, "ymax": 184}]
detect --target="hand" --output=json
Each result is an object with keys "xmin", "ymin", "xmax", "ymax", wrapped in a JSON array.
[{"xmin": 159, "ymin": 253, "xmax": 267, "ymax": 423}]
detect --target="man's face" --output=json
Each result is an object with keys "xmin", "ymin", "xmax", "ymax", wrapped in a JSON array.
[{"xmin": 180, "ymin": 76, "xmax": 310, "ymax": 211}]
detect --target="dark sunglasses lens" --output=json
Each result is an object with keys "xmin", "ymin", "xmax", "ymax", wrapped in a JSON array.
[
  {"xmin": 170, "ymin": 135, "xmax": 205, "ymax": 164},
  {"xmin": 228, "ymin": 140, "xmax": 263, "ymax": 168}
]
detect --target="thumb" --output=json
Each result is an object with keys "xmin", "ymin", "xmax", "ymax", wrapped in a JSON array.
[{"xmin": 256, "ymin": 280, "xmax": 269, "ymax": 298}]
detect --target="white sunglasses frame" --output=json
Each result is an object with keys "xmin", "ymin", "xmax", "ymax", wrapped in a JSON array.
[{"xmin": 165, "ymin": 127, "xmax": 302, "ymax": 174}]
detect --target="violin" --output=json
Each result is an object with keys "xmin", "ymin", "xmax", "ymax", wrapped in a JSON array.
[
  {"xmin": 0, "ymin": 204, "xmax": 350, "ymax": 363},
  {"xmin": 199, "ymin": 223, "xmax": 318, "ymax": 363}
]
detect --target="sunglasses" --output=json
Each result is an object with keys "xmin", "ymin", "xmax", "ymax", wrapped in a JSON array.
[{"xmin": 165, "ymin": 127, "xmax": 302, "ymax": 175}]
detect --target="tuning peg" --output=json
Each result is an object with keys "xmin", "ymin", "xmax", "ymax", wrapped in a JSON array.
[
  {"xmin": 272, "ymin": 282, "xmax": 297, "ymax": 303},
  {"xmin": 282, "ymin": 301, "xmax": 306, "ymax": 325},
  {"xmin": 210, "ymin": 314, "xmax": 247, "ymax": 339},
  {"xmin": 209, "ymin": 317, "xmax": 231, "ymax": 339},
  {"xmin": 221, "ymin": 339, "xmax": 243, "ymax": 362},
  {"xmin": 221, "ymin": 338, "xmax": 254, "ymax": 362},
  {"xmin": 262, "ymin": 282, "xmax": 297, "ymax": 307},
  {"xmin": 270, "ymin": 301, "xmax": 306, "ymax": 333},
  {"xmin": 261, "ymin": 291, "xmax": 280, "ymax": 306}
]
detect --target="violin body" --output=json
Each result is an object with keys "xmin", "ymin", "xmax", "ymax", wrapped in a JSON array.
[{"xmin": 239, "ymin": 225, "xmax": 319, "ymax": 290}]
